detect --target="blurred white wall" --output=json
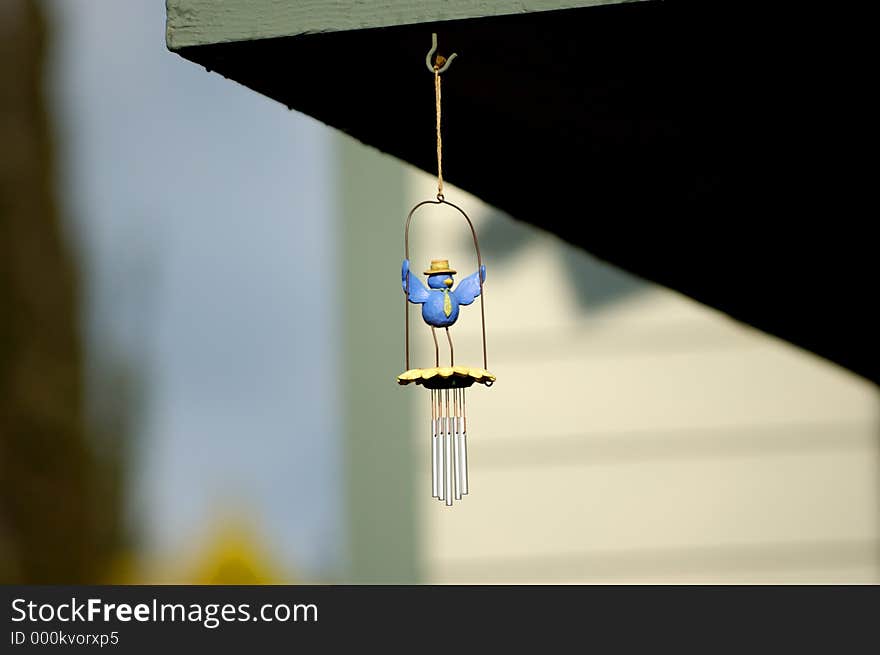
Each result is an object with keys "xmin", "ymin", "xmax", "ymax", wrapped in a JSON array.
[{"xmin": 405, "ymin": 173, "xmax": 880, "ymax": 583}]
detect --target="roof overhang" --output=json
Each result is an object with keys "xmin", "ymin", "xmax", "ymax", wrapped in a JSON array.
[{"xmin": 167, "ymin": 0, "xmax": 877, "ymax": 384}]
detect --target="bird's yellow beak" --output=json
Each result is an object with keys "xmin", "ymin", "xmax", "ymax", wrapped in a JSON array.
[{"xmin": 444, "ymin": 278, "xmax": 453, "ymax": 287}]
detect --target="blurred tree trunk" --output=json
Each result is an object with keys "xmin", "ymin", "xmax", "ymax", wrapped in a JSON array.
[{"xmin": 0, "ymin": 0, "xmax": 124, "ymax": 583}]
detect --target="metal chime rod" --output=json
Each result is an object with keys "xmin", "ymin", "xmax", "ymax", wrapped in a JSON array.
[
  {"xmin": 426, "ymin": 388, "xmax": 471, "ymax": 505},
  {"xmin": 452, "ymin": 389, "xmax": 459, "ymax": 500},
  {"xmin": 453, "ymin": 389, "xmax": 462, "ymax": 500},
  {"xmin": 437, "ymin": 390, "xmax": 445, "ymax": 501},
  {"xmin": 460, "ymin": 389, "xmax": 468, "ymax": 495},
  {"xmin": 444, "ymin": 389, "xmax": 453, "ymax": 506},
  {"xmin": 439, "ymin": 391, "xmax": 444, "ymax": 499},
  {"xmin": 431, "ymin": 390, "xmax": 438, "ymax": 498}
]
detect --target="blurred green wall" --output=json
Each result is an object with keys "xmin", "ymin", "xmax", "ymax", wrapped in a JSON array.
[{"xmin": 339, "ymin": 134, "xmax": 418, "ymax": 582}]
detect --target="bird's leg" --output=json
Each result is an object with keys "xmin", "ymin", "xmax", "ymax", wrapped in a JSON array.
[
  {"xmin": 445, "ymin": 327, "xmax": 454, "ymax": 367},
  {"xmin": 431, "ymin": 327, "xmax": 439, "ymax": 367}
]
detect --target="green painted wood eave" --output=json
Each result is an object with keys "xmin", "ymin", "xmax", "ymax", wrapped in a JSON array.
[{"xmin": 165, "ymin": 0, "xmax": 642, "ymax": 50}]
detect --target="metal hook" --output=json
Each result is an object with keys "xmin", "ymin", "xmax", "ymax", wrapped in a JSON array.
[{"xmin": 425, "ymin": 32, "xmax": 458, "ymax": 74}]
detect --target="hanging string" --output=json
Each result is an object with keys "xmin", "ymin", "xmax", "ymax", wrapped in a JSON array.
[{"xmin": 433, "ymin": 58, "xmax": 445, "ymax": 201}]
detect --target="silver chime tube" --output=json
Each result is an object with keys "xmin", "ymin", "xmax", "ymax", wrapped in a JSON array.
[
  {"xmin": 453, "ymin": 390, "xmax": 463, "ymax": 500},
  {"xmin": 460, "ymin": 389, "xmax": 468, "ymax": 495},
  {"xmin": 436, "ymin": 389, "xmax": 447, "ymax": 500},
  {"xmin": 429, "ymin": 387, "xmax": 472, "ymax": 505},
  {"xmin": 452, "ymin": 392, "xmax": 459, "ymax": 499},
  {"xmin": 444, "ymin": 390, "xmax": 453, "ymax": 506},
  {"xmin": 431, "ymin": 390, "xmax": 439, "ymax": 498}
]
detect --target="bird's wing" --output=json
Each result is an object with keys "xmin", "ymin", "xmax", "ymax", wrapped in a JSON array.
[
  {"xmin": 452, "ymin": 265, "xmax": 486, "ymax": 306},
  {"xmin": 402, "ymin": 259, "xmax": 430, "ymax": 304}
]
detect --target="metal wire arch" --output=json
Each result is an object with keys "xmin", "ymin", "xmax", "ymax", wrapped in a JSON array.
[{"xmin": 403, "ymin": 198, "xmax": 488, "ymax": 375}]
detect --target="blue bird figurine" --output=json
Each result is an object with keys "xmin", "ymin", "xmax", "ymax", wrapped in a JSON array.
[{"xmin": 402, "ymin": 258, "xmax": 486, "ymax": 366}]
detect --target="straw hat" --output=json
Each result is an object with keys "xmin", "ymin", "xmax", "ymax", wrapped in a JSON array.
[{"xmin": 423, "ymin": 259, "xmax": 457, "ymax": 275}]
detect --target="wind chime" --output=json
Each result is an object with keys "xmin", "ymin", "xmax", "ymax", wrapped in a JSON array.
[{"xmin": 397, "ymin": 34, "xmax": 495, "ymax": 507}]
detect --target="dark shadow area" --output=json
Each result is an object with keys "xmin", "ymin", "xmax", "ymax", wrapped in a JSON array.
[
  {"xmin": 174, "ymin": 0, "xmax": 877, "ymax": 384},
  {"xmin": 479, "ymin": 210, "xmax": 647, "ymax": 311}
]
